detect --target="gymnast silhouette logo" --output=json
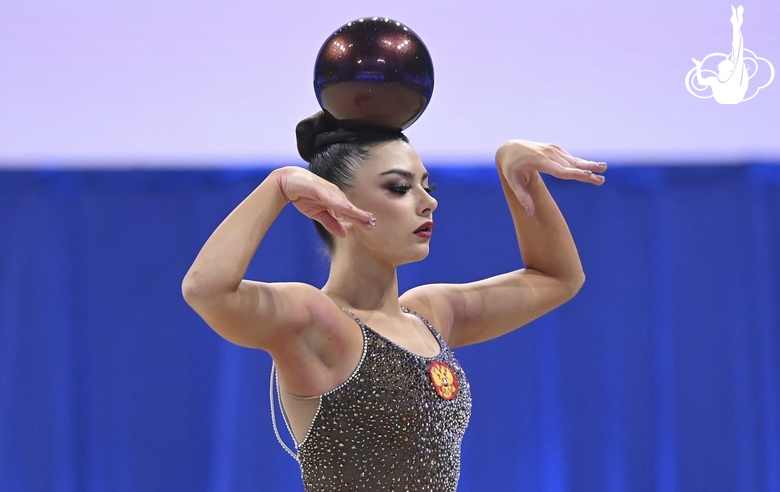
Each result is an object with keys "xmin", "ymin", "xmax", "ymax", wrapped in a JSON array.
[{"xmin": 685, "ymin": 5, "xmax": 774, "ymax": 104}]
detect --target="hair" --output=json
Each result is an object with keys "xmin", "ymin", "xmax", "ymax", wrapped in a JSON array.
[{"xmin": 295, "ymin": 111, "xmax": 409, "ymax": 252}]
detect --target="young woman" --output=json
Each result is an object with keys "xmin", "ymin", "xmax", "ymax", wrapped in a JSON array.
[{"xmin": 182, "ymin": 111, "xmax": 606, "ymax": 490}]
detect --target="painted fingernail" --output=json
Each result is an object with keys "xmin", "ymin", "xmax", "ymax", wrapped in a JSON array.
[
  {"xmin": 524, "ymin": 206, "xmax": 531, "ymax": 217},
  {"xmin": 369, "ymin": 217, "xmax": 377, "ymax": 226},
  {"xmin": 584, "ymin": 170, "xmax": 593, "ymax": 175},
  {"xmin": 596, "ymin": 175, "xmax": 605, "ymax": 181}
]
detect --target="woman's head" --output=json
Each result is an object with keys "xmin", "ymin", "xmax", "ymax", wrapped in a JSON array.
[
  {"xmin": 337, "ymin": 139, "xmax": 438, "ymax": 266},
  {"xmin": 296, "ymin": 111, "xmax": 429, "ymax": 256}
]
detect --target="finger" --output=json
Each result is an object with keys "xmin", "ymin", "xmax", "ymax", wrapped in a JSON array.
[
  {"xmin": 584, "ymin": 169, "xmax": 607, "ymax": 186},
  {"xmin": 313, "ymin": 210, "xmax": 348, "ymax": 237},
  {"xmin": 505, "ymin": 171, "xmax": 536, "ymax": 217},
  {"xmin": 547, "ymin": 146, "xmax": 597, "ymax": 169},
  {"xmin": 321, "ymin": 192, "xmax": 375, "ymax": 228},
  {"xmin": 569, "ymin": 157, "xmax": 608, "ymax": 173},
  {"xmin": 330, "ymin": 198, "xmax": 372, "ymax": 222},
  {"xmin": 549, "ymin": 143, "xmax": 564, "ymax": 152},
  {"xmin": 334, "ymin": 210, "xmax": 377, "ymax": 231},
  {"xmin": 547, "ymin": 151, "xmax": 606, "ymax": 185},
  {"xmin": 570, "ymin": 165, "xmax": 607, "ymax": 185},
  {"xmin": 548, "ymin": 147, "xmax": 607, "ymax": 172}
]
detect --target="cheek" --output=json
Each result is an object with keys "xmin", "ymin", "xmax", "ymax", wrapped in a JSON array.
[
  {"xmin": 354, "ymin": 199, "xmax": 410, "ymax": 242},
  {"xmin": 355, "ymin": 193, "xmax": 403, "ymax": 221}
]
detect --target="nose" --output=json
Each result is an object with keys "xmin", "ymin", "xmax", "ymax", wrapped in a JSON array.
[{"xmin": 419, "ymin": 189, "xmax": 438, "ymax": 216}]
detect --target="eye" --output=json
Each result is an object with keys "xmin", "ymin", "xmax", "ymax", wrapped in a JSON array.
[{"xmin": 387, "ymin": 183, "xmax": 413, "ymax": 195}]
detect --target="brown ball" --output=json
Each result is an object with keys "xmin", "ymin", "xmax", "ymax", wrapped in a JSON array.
[{"xmin": 314, "ymin": 17, "xmax": 434, "ymax": 131}]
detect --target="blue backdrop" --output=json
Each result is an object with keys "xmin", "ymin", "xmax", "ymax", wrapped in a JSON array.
[{"xmin": 1, "ymin": 165, "xmax": 778, "ymax": 492}]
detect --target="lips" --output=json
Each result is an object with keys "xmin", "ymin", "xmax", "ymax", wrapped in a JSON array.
[{"xmin": 414, "ymin": 221, "xmax": 434, "ymax": 237}]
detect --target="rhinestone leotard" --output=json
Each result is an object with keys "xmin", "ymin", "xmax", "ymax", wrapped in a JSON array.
[{"xmin": 272, "ymin": 307, "xmax": 472, "ymax": 491}]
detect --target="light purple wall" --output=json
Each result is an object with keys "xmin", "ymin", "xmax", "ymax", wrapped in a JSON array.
[{"xmin": 1, "ymin": 0, "xmax": 778, "ymax": 167}]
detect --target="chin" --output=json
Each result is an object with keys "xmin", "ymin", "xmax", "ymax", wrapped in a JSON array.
[{"xmin": 395, "ymin": 245, "xmax": 430, "ymax": 266}]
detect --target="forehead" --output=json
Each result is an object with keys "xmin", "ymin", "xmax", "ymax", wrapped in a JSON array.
[{"xmin": 360, "ymin": 140, "xmax": 427, "ymax": 177}]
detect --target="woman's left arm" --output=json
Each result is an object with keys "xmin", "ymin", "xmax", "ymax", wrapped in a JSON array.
[{"xmin": 401, "ymin": 140, "xmax": 606, "ymax": 348}]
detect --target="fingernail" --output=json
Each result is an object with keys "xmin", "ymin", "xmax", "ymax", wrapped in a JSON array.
[
  {"xmin": 596, "ymin": 175, "xmax": 605, "ymax": 181},
  {"xmin": 524, "ymin": 206, "xmax": 531, "ymax": 217},
  {"xmin": 584, "ymin": 170, "xmax": 593, "ymax": 175},
  {"xmin": 369, "ymin": 217, "xmax": 377, "ymax": 226}
]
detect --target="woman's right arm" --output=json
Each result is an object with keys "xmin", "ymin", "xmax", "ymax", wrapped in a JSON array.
[{"xmin": 181, "ymin": 166, "xmax": 372, "ymax": 351}]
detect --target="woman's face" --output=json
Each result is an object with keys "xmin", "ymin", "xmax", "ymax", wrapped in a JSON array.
[{"xmin": 341, "ymin": 140, "xmax": 438, "ymax": 266}]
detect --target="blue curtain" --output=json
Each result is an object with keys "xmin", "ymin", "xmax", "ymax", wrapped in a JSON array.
[{"xmin": 1, "ymin": 165, "xmax": 778, "ymax": 492}]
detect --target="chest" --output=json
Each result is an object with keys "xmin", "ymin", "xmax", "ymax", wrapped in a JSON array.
[{"xmin": 311, "ymin": 331, "xmax": 471, "ymax": 439}]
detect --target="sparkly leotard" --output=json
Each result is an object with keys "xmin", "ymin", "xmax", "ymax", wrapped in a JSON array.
[{"xmin": 271, "ymin": 307, "xmax": 472, "ymax": 491}]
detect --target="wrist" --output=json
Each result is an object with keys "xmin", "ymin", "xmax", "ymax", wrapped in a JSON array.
[
  {"xmin": 269, "ymin": 167, "xmax": 298, "ymax": 205},
  {"xmin": 494, "ymin": 141, "xmax": 516, "ymax": 170},
  {"xmin": 272, "ymin": 166, "xmax": 308, "ymax": 204},
  {"xmin": 496, "ymin": 143, "xmax": 536, "ymax": 186},
  {"xmin": 495, "ymin": 140, "xmax": 534, "ymax": 171}
]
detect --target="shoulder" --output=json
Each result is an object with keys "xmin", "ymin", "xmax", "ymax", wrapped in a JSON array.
[
  {"xmin": 267, "ymin": 281, "xmax": 351, "ymax": 338},
  {"xmin": 211, "ymin": 280, "xmax": 348, "ymax": 352},
  {"xmin": 399, "ymin": 284, "xmax": 456, "ymax": 343}
]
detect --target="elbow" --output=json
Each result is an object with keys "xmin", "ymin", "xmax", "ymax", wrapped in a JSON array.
[
  {"xmin": 181, "ymin": 270, "xmax": 214, "ymax": 308},
  {"xmin": 181, "ymin": 275, "xmax": 202, "ymax": 307},
  {"xmin": 182, "ymin": 269, "xmax": 239, "ymax": 313},
  {"xmin": 562, "ymin": 269, "xmax": 585, "ymax": 302},
  {"xmin": 559, "ymin": 269, "xmax": 585, "ymax": 304}
]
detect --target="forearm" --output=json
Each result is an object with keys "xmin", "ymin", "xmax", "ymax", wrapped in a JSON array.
[
  {"xmin": 182, "ymin": 168, "xmax": 289, "ymax": 299},
  {"xmin": 497, "ymin": 167, "xmax": 584, "ymax": 286}
]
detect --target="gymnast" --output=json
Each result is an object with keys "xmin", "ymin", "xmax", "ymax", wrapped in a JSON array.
[{"xmin": 182, "ymin": 105, "xmax": 606, "ymax": 489}]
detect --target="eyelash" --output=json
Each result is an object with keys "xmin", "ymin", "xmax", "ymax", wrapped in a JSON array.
[{"xmin": 388, "ymin": 183, "xmax": 437, "ymax": 195}]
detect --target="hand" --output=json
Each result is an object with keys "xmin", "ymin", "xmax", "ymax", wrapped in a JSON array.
[
  {"xmin": 495, "ymin": 140, "xmax": 607, "ymax": 215},
  {"xmin": 692, "ymin": 58, "xmax": 703, "ymax": 68},
  {"xmin": 274, "ymin": 167, "xmax": 375, "ymax": 237}
]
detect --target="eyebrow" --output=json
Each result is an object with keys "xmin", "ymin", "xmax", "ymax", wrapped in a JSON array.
[{"xmin": 379, "ymin": 169, "xmax": 430, "ymax": 181}]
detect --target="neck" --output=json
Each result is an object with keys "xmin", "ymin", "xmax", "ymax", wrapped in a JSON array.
[{"xmin": 323, "ymin": 245, "xmax": 401, "ymax": 316}]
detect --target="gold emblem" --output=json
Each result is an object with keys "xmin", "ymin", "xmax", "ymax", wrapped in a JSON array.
[{"xmin": 429, "ymin": 361, "xmax": 459, "ymax": 400}]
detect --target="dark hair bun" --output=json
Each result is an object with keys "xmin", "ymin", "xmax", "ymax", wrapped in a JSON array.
[
  {"xmin": 295, "ymin": 111, "xmax": 340, "ymax": 162},
  {"xmin": 296, "ymin": 111, "xmax": 407, "ymax": 162}
]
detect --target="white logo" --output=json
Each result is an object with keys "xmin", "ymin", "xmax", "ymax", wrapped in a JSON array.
[{"xmin": 685, "ymin": 5, "xmax": 774, "ymax": 104}]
